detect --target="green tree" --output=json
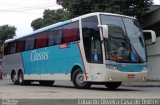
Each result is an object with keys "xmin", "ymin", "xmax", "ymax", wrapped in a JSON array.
[
  {"xmin": 57, "ymin": 0, "xmax": 153, "ymax": 19},
  {"xmin": 31, "ymin": 9, "xmax": 70, "ymax": 30},
  {"xmin": 43, "ymin": 9, "xmax": 70, "ymax": 26},
  {"xmin": 0, "ymin": 25, "xmax": 16, "ymax": 47},
  {"xmin": 31, "ymin": 18, "xmax": 44, "ymax": 31}
]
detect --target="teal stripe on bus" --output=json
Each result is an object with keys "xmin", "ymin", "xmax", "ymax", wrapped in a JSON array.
[{"xmin": 22, "ymin": 43, "xmax": 84, "ymax": 74}]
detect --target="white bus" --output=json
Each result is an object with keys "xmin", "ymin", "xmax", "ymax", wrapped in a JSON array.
[{"xmin": 2, "ymin": 12, "xmax": 156, "ymax": 89}]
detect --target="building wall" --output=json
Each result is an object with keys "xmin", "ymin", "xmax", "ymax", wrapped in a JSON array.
[
  {"xmin": 142, "ymin": 6, "xmax": 160, "ymax": 80},
  {"xmin": 146, "ymin": 37, "xmax": 160, "ymax": 80},
  {"xmin": 142, "ymin": 6, "xmax": 160, "ymax": 28}
]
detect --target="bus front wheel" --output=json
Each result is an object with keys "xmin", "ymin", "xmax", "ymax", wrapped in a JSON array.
[
  {"xmin": 105, "ymin": 82, "xmax": 122, "ymax": 90},
  {"xmin": 72, "ymin": 69, "xmax": 91, "ymax": 89}
]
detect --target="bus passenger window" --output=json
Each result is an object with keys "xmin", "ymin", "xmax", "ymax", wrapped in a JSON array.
[
  {"xmin": 62, "ymin": 21, "xmax": 79, "ymax": 43},
  {"xmin": 10, "ymin": 42, "xmax": 16, "ymax": 54},
  {"xmin": 4, "ymin": 42, "xmax": 16, "ymax": 54},
  {"xmin": 35, "ymin": 32, "xmax": 47, "ymax": 48},
  {"xmin": 4, "ymin": 43, "xmax": 10, "ymax": 55},
  {"xmin": 16, "ymin": 40, "xmax": 25, "ymax": 52},
  {"xmin": 63, "ymin": 28, "xmax": 79, "ymax": 43},
  {"xmin": 25, "ymin": 37, "xmax": 35, "ymax": 51},
  {"xmin": 48, "ymin": 28, "xmax": 62, "ymax": 45}
]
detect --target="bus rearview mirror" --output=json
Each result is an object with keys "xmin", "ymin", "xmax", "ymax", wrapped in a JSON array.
[
  {"xmin": 143, "ymin": 30, "xmax": 156, "ymax": 45},
  {"xmin": 98, "ymin": 25, "xmax": 108, "ymax": 39}
]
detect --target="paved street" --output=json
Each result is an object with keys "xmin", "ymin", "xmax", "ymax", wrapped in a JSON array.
[{"xmin": 0, "ymin": 79, "xmax": 160, "ymax": 99}]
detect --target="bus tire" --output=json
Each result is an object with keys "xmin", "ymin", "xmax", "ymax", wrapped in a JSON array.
[
  {"xmin": 18, "ymin": 71, "xmax": 25, "ymax": 85},
  {"xmin": 39, "ymin": 81, "xmax": 55, "ymax": 86},
  {"xmin": 105, "ymin": 82, "xmax": 122, "ymax": 90},
  {"xmin": 11, "ymin": 72, "xmax": 18, "ymax": 85},
  {"xmin": 72, "ymin": 69, "xmax": 91, "ymax": 89}
]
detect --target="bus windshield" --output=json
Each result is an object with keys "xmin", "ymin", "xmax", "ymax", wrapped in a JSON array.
[{"xmin": 100, "ymin": 15, "xmax": 146, "ymax": 63}]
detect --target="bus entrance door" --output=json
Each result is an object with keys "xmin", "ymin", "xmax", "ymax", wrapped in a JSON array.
[{"xmin": 90, "ymin": 36, "xmax": 103, "ymax": 81}]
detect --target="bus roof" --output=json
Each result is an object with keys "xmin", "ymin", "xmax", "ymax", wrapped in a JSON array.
[{"xmin": 5, "ymin": 12, "xmax": 135, "ymax": 43}]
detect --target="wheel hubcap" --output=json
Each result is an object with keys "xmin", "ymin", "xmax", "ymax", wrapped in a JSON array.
[
  {"xmin": 19, "ymin": 74, "xmax": 23, "ymax": 83},
  {"xmin": 13, "ymin": 75, "xmax": 16, "ymax": 82},
  {"xmin": 76, "ymin": 73, "xmax": 85, "ymax": 86}
]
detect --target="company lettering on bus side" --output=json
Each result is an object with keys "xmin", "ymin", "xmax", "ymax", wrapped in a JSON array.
[{"xmin": 31, "ymin": 50, "xmax": 49, "ymax": 61}]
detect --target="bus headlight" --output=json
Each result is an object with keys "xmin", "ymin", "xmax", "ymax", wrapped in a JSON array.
[{"xmin": 106, "ymin": 64, "xmax": 118, "ymax": 70}]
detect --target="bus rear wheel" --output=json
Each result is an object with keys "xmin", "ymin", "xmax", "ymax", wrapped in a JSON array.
[
  {"xmin": 17, "ymin": 72, "xmax": 31, "ymax": 85},
  {"xmin": 105, "ymin": 82, "xmax": 122, "ymax": 90},
  {"xmin": 18, "ymin": 71, "xmax": 25, "ymax": 85},
  {"xmin": 72, "ymin": 69, "xmax": 91, "ymax": 89},
  {"xmin": 11, "ymin": 72, "xmax": 18, "ymax": 85}
]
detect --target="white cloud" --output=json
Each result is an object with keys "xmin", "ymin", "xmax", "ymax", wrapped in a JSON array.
[
  {"xmin": 0, "ymin": 0, "xmax": 62, "ymax": 37},
  {"xmin": 154, "ymin": 0, "xmax": 160, "ymax": 4}
]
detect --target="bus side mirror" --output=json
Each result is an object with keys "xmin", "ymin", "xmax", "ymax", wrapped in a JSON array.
[
  {"xmin": 143, "ymin": 30, "xmax": 156, "ymax": 46},
  {"xmin": 98, "ymin": 25, "xmax": 108, "ymax": 39}
]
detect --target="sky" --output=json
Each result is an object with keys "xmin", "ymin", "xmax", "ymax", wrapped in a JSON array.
[
  {"xmin": 0, "ymin": 0, "xmax": 62, "ymax": 37},
  {"xmin": 0, "ymin": 0, "xmax": 160, "ymax": 38}
]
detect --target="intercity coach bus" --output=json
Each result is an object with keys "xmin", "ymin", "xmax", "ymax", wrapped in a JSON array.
[{"xmin": 2, "ymin": 12, "xmax": 156, "ymax": 89}]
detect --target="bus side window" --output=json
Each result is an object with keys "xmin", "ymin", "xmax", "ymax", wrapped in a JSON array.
[
  {"xmin": 10, "ymin": 42, "xmax": 16, "ymax": 54},
  {"xmin": 35, "ymin": 32, "xmax": 47, "ymax": 49},
  {"xmin": 62, "ymin": 21, "xmax": 79, "ymax": 43},
  {"xmin": 16, "ymin": 40, "xmax": 25, "ymax": 52},
  {"xmin": 25, "ymin": 37, "xmax": 35, "ymax": 51},
  {"xmin": 63, "ymin": 28, "xmax": 79, "ymax": 43},
  {"xmin": 48, "ymin": 28, "xmax": 62, "ymax": 46},
  {"xmin": 4, "ymin": 43, "xmax": 10, "ymax": 55}
]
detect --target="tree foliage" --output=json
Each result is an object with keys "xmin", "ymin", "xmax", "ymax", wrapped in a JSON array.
[
  {"xmin": 0, "ymin": 25, "xmax": 16, "ymax": 46},
  {"xmin": 31, "ymin": 18, "xmax": 44, "ymax": 31},
  {"xmin": 31, "ymin": 9, "xmax": 70, "ymax": 30},
  {"xmin": 57, "ymin": 0, "xmax": 153, "ymax": 19},
  {"xmin": 31, "ymin": 0, "xmax": 153, "ymax": 30}
]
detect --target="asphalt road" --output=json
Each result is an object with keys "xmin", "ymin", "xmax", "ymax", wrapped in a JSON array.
[
  {"xmin": 0, "ymin": 79, "xmax": 160, "ymax": 99},
  {"xmin": 0, "ymin": 79, "xmax": 160, "ymax": 105}
]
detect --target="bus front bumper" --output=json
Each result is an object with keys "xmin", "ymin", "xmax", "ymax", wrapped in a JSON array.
[{"xmin": 104, "ymin": 69, "xmax": 147, "ymax": 82}]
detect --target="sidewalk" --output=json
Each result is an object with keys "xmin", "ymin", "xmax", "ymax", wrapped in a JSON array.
[{"xmin": 122, "ymin": 80, "xmax": 160, "ymax": 87}]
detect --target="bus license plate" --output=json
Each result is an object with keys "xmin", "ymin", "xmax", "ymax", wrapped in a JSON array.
[{"xmin": 128, "ymin": 74, "xmax": 135, "ymax": 78}]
